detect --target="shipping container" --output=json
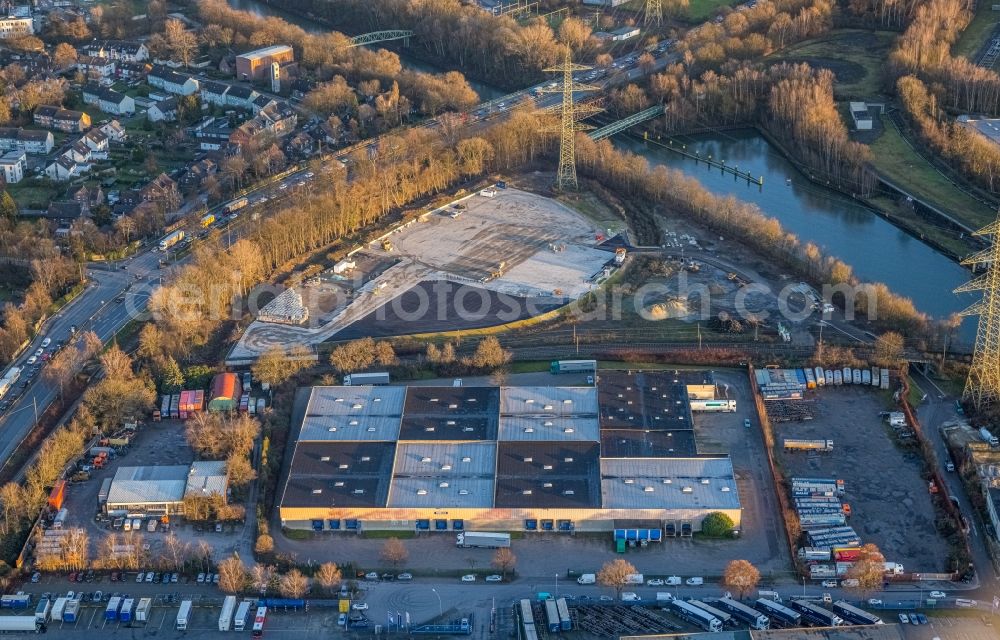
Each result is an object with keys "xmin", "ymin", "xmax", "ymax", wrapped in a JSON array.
[
  {"xmin": 119, "ymin": 598, "xmax": 134, "ymax": 622},
  {"xmin": 48, "ymin": 480, "xmax": 67, "ymax": 511},
  {"xmin": 105, "ymin": 596, "xmax": 121, "ymax": 621},
  {"xmin": 135, "ymin": 598, "xmax": 152, "ymax": 622},
  {"xmin": 234, "ymin": 601, "xmax": 252, "ymax": 631},
  {"xmin": 549, "ymin": 360, "xmax": 596, "ymax": 374},
  {"xmin": 219, "ymin": 595, "xmax": 237, "ymax": 631},
  {"xmin": 63, "ymin": 599, "xmax": 80, "ymax": 623}
]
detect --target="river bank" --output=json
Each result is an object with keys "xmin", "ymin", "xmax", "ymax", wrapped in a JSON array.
[{"xmin": 608, "ymin": 128, "xmax": 975, "ymax": 343}]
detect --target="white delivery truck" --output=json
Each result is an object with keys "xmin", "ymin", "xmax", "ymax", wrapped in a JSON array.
[
  {"xmin": 456, "ymin": 532, "xmax": 511, "ymax": 548},
  {"xmin": 135, "ymin": 598, "xmax": 152, "ymax": 623},
  {"xmin": 576, "ymin": 573, "xmax": 595, "ymax": 585},
  {"xmin": 234, "ymin": 600, "xmax": 252, "ymax": 631}
]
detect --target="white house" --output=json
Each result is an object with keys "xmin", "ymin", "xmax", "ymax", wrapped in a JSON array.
[
  {"xmin": 0, "ymin": 128, "xmax": 53, "ymax": 155},
  {"xmin": 76, "ymin": 55, "xmax": 116, "ymax": 79},
  {"xmin": 84, "ymin": 40, "xmax": 149, "ymax": 63},
  {"xmin": 147, "ymin": 97, "xmax": 178, "ymax": 123},
  {"xmin": 0, "ymin": 16, "xmax": 33, "ymax": 39},
  {"xmin": 225, "ymin": 85, "xmax": 258, "ymax": 110},
  {"xmin": 100, "ymin": 120, "xmax": 127, "ymax": 143},
  {"xmin": 82, "ymin": 129, "xmax": 109, "ymax": 157},
  {"xmin": 148, "ymin": 66, "xmax": 199, "ymax": 96},
  {"xmin": 0, "ymin": 150, "xmax": 26, "ymax": 184},
  {"xmin": 45, "ymin": 156, "xmax": 79, "ymax": 181},
  {"xmin": 83, "ymin": 85, "xmax": 134, "ymax": 116},
  {"xmin": 199, "ymin": 80, "xmax": 230, "ymax": 107}
]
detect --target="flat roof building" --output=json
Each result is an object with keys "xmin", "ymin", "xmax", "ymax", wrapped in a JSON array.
[
  {"xmin": 105, "ymin": 462, "xmax": 229, "ymax": 515},
  {"xmin": 236, "ymin": 45, "xmax": 294, "ymax": 82},
  {"xmin": 279, "ymin": 380, "xmax": 741, "ymax": 533}
]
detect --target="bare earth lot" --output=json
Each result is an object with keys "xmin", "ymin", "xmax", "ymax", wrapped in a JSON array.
[
  {"xmin": 773, "ymin": 386, "xmax": 951, "ymax": 572},
  {"xmin": 230, "ymin": 189, "xmax": 611, "ymax": 361}
]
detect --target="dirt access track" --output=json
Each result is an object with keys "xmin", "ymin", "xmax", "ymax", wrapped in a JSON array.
[{"xmin": 229, "ymin": 188, "xmax": 612, "ymax": 363}]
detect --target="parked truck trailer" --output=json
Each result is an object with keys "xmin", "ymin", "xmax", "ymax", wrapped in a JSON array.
[
  {"xmin": 343, "ymin": 372, "xmax": 390, "ymax": 386},
  {"xmin": 456, "ymin": 532, "xmax": 510, "ymax": 548}
]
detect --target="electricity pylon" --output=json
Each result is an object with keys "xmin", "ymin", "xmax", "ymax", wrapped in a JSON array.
[
  {"xmin": 645, "ymin": 0, "xmax": 663, "ymax": 26},
  {"xmin": 540, "ymin": 49, "xmax": 601, "ymax": 191},
  {"xmin": 955, "ymin": 210, "xmax": 1000, "ymax": 411}
]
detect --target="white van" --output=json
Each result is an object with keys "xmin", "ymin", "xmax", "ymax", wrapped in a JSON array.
[{"xmin": 665, "ymin": 576, "xmax": 682, "ymax": 586}]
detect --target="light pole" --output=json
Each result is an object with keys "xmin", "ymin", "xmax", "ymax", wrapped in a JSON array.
[
  {"xmin": 555, "ymin": 574, "xmax": 559, "ymax": 597},
  {"xmin": 430, "ymin": 588, "xmax": 443, "ymax": 617}
]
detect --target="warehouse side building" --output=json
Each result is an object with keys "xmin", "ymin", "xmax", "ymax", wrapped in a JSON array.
[{"xmin": 278, "ymin": 376, "xmax": 741, "ymax": 533}]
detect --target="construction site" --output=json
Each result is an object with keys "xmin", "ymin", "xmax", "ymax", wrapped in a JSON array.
[{"xmin": 228, "ymin": 188, "xmax": 615, "ymax": 363}]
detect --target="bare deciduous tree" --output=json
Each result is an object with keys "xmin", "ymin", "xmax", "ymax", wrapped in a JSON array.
[
  {"xmin": 380, "ymin": 537, "xmax": 408, "ymax": 569},
  {"xmin": 597, "ymin": 559, "xmax": 637, "ymax": 598}
]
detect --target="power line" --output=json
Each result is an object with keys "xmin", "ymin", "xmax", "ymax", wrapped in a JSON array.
[{"xmin": 541, "ymin": 49, "xmax": 601, "ymax": 191}]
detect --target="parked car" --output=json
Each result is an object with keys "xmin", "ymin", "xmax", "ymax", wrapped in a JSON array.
[
  {"xmin": 171, "ymin": 573, "xmax": 179, "ymax": 583},
  {"xmin": 685, "ymin": 577, "xmax": 704, "ymax": 585},
  {"xmin": 26, "ymin": 356, "xmax": 36, "ymax": 365},
  {"xmin": 30, "ymin": 572, "xmax": 40, "ymax": 583},
  {"xmin": 647, "ymin": 579, "xmax": 664, "ymax": 587},
  {"xmin": 135, "ymin": 572, "xmax": 144, "ymax": 583},
  {"xmin": 41, "ymin": 338, "xmax": 51, "ymax": 348},
  {"xmin": 867, "ymin": 599, "xmax": 883, "ymax": 606},
  {"xmin": 929, "ymin": 591, "xmax": 946, "ymax": 599},
  {"xmin": 485, "ymin": 575, "xmax": 502, "ymax": 582},
  {"xmin": 145, "ymin": 572, "xmax": 154, "ymax": 583},
  {"xmin": 197, "ymin": 573, "xmax": 206, "ymax": 583},
  {"xmin": 744, "ymin": 418, "xmax": 752, "ymax": 428},
  {"xmin": 93, "ymin": 591, "xmax": 102, "ymax": 602},
  {"xmin": 461, "ymin": 575, "xmax": 476, "ymax": 582},
  {"xmin": 821, "ymin": 580, "xmax": 837, "ymax": 588},
  {"xmin": 352, "ymin": 603, "xmax": 368, "ymax": 611},
  {"xmin": 916, "ymin": 614, "xmax": 929, "ymax": 624},
  {"xmin": 338, "ymin": 613, "xmax": 348, "ymax": 626},
  {"xmin": 898, "ymin": 614, "xmax": 910, "ymax": 624},
  {"xmin": 364, "ymin": 572, "xmax": 378, "ymax": 581},
  {"xmin": 397, "ymin": 573, "xmax": 412, "ymax": 581},
  {"xmin": 599, "ymin": 596, "xmax": 613, "ymax": 602}
]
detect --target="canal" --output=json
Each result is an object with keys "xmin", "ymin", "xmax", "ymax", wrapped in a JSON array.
[
  {"xmin": 226, "ymin": 0, "xmax": 506, "ymax": 101},
  {"xmin": 615, "ymin": 130, "xmax": 975, "ymax": 342}
]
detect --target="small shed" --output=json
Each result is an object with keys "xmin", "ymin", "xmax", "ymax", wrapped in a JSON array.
[{"xmin": 208, "ymin": 373, "xmax": 242, "ymax": 412}]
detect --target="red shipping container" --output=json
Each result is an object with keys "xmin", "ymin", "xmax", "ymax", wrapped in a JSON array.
[
  {"xmin": 48, "ymin": 480, "xmax": 66, "ymax": 511},
  {"xmin": 833, "ymin": 547, "xmax": 862, "ymax": 562}
]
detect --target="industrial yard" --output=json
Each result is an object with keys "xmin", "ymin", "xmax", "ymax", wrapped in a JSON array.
[
  {"xmin": 229, "ymin": 188, "xmax": 614, "ymax": 362},
  {"xmin": 770, "ymin": 383, "xmax": 952, "ymax": 573}
]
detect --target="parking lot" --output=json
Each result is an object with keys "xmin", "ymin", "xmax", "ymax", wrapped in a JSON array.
[
  {"xmin": 772, "ymin": 385, "xmax": 952, "ymax": 572},
  {"xmin": 55, "ymin": 419, "xmax": 248, "ymax": 564}
]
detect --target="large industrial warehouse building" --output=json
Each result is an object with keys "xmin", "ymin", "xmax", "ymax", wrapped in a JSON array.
[{"xmin": 278, "ymin": 372, "xmax": 742, "ymax": 533}]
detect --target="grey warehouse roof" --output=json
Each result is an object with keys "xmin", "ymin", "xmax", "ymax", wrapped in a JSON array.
[
  {"xmin": 185, "ymin": 460, "xmax": 227, "ymax": 498},
  {"xmin": 107, "ymin": 465, "xmax": 189, "ymax": 505},
  {"xmin": 305, "ymin": 385, "xmax": 406, "ymax": 417},
  {"xmin": 600, "ymin": 457, "xmax": 740, "ymax": 510},
  {"xmin": 387, "ymin": 477, "xmax": 495, "ymax": 508},
  {"xmin": 500, "ymin": 386, "xmax": 598, "ymax": 416},
  {"xmin": 299, "ymin": 414, "xmax": 402, "ymax": 442},
  {"xmin": 498, "ymin": 416, "xmax": 600, "ymax": 442},
  {"xmin": 392, "ymin": 442, "xmax": 497, "ymax": 476}
]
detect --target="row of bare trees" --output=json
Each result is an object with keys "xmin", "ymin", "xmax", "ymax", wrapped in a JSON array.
[
  {"xmin": 897, "ymin": 75, "xmax": 1000, "ymax": 194},
  {"xmin": 148, "ymin": 109, "xmax": 556, "ymax": 361}
]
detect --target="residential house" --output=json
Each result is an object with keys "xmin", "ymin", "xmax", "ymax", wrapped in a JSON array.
[
  {"xmin": 82, "ymin": 84, "xmax": 134, "ymax": 116},
  {"xmin": 76, "ymin": 55, "xmax": 116, "ymax": 79},
  {"xmin": 100, "ymin": 120, "xmax": 127, "ymax": 143},
  {"xmin": 250, "ymin": 94, "xmax": 273, "ymax": 115},
  {"xmin": 199, "ymin": 80, "xmax": 230, "ymax": 107},
  {"xmin": 119, "ymin": 173, "xmax": 180, "ymax": 213},
  {"xmin": 45, "ymin": 156, "xmax": 79, "ymax": 181},
  {"xmin": 43, "ymin": 201, "xmax": 87, "ymax": 224},
  {"xmin": 0, "ymin": 128, "xmax": 54, "ymax": 154},
  {"xmin": 225, "ymin": 85, "xmax": 258, "ymax": 110},
  {"xmin": 180, "ymin": 158, "xmax": 217, "ymax": 191},
  {"xmin": 70, "ymin": 185, "xmax": 103, "ymax": 211},
  {"xmin": 0, "ymin": 150, "xmax": 26, "ymax": 184},
  {"xmin": 148, "ymin": 65, "xmax": 199, "ymax": 96},
  {"xmin": 83, "ymin": 40, "xmax": 149, "ymax": 63},
  {"xmin": 82, "ymin": 129, "xmax": 109, "ymax": 157},
  {"xmin": 257, "ymin": 101, "xmax": 297, "ymax": 138},
  {"xmin": 147, "ymin": 97, "xmax": 178, "ymax": 123},
  {"xmin": 34, "ymin": 105, "xmax": 91, "ymax": 133},
  {"xmin": 115, "ymin": 61, "xmax": 151, "ymax": 80},
  {"xmin": 285, "ymin": 131, "xmax": 314, "ymax": 157},
  {"xmin": 0, "ymin": 15, "xmax": 33, "ymax": 39}
]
